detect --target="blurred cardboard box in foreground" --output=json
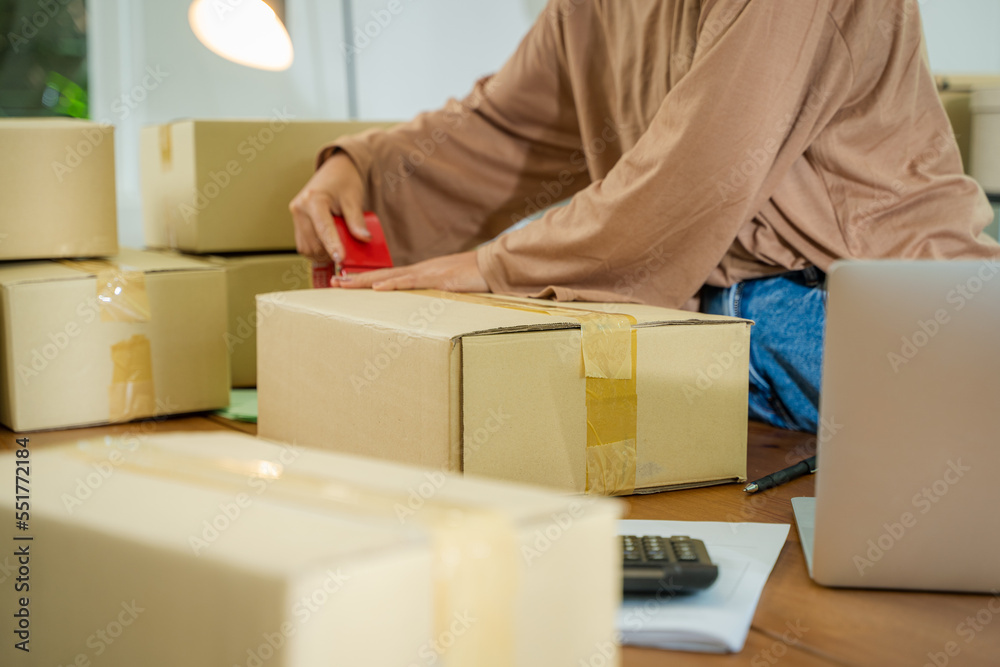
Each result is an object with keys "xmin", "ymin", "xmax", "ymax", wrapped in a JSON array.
[{"xmin": 0, "ymin": 431, "xmax": 623, "ymax": 666}]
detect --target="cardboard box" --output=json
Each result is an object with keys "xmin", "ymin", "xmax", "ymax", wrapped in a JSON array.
[
  {"xmin": 939, "ymin": 90, "xmax": 974, "ymax": 172},
  {"xmin": 0, "ymin": 118, "xmax": 118, "ymax": 260},
  {"xmin": 141, "ymin": 119, "xmax": 395, "ymax": 253},
  {"xmin": 971, "ymin": 88, "xmax": 1000, "ymax": 195},
  {"xmin": 0, "ymin": 249, "xmax": 229, "ymax": 431},
  {"xmin": 206, "ymin": 253, "xmax": 312, "ymax": 387},
  {"xmin": 936, "ymin": 75, "xmax": 1000, "ymax": 175},
  {"xmin": 258, "ymin": 290, "xmax": 750, "ymax": 495},
  {"xmin": 0, "ymin": 431, "xmax": 623, "ymax": 666}
]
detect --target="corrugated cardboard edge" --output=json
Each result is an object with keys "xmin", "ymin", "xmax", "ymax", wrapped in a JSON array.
[
  {"xmin": 631, "ymin": 476, "xmax": 745, "ymax": 494},
  {"xmin": 449, "ymin": 340, "xmax": 464, "ymax": 474},
  {"xmin": 0, "ymin": 284, "xmax": 16, "ymax": 428}
]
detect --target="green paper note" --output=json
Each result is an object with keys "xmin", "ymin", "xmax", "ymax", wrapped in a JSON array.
[{"xmin": 214, "ymin": 389, "xmax": 258, "ymax": 423}]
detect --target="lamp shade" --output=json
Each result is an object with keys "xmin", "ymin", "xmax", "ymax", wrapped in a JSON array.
[{"xmin": 188, "ymin": 0, "xmax": 294, "ymax": 71}]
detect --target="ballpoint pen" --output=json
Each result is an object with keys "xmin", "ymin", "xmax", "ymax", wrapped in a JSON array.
[{"xmin": 743, "ymin": 455, "xmax": 817, "ymax": 494}]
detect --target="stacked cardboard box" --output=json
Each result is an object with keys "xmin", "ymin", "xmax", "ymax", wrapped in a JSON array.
[
  {"xmin": 935, "ymin": 75, "xmax": 1000, "ymax": 240},
  {"xmin": 0, "ymin": 119, "xmax": 118, "ymax": 260},
  {"xmin": 935, "ymin": 75, "xmax": 1000, "ymax": 176},
  {"xmin": 0, "ymin": 120, "xmax": 231, "ymax": 431},
  {"xmin": 140, "ymin": 119, "xmax": 395, "ymax": 385},
  {"xmin": 206, "ymin": 253, "xmax": 311, "ymax": 387},
  {"xmin": 0, "ymin": 249, "xmax": 230, "ymax": 431},
  {"xmin": 0, "ymin": 431, "xmax": 623, "ymax": 666},
  {"xmin": 971, "ymin": 88, "xmax": 1000, "ymax": 196}
]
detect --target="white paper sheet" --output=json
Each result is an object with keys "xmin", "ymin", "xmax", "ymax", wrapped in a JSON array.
[{"xmin": 617, "ymin": 520, "xmax": 790, "ymax": 653}]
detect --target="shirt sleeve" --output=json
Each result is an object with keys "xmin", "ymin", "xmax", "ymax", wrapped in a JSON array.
[
  {"xmin": 322, "ymin": 1, "xmax": 591, "ymax": 267},
  {"xmin": 478, "ymin": 0, "xmax": 852, "ymax": 307}
]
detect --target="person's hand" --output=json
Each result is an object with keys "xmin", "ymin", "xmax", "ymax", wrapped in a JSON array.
[
  {"xmin": 289, "ymin": 152, "xmax": 371, "ymax": 263},
  {"xmin": 334, "ymin": 250, "xmax": 489, "ymax": 293}
]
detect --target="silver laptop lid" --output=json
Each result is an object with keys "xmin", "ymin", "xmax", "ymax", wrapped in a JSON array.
[{"xmin": 812, "ymin": 260, "xmax": 1000, "ymax": 592}]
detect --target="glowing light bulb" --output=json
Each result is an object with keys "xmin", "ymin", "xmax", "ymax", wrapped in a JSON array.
[{"xmin": 189, "ymin": 0, "xmax": 293, "ymax": 72}]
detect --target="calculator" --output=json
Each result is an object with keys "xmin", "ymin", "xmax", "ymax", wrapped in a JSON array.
[{"xmin": 622, "ymin": 535, "xmax": 719, "ymax": 595}]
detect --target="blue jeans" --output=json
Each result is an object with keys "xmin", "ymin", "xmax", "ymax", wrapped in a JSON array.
[{"xmin": 701, "ymin": 267, "xmax": 827, "ymax": 434}]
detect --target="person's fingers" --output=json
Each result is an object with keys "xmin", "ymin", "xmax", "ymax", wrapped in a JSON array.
[
  {"xmin": 289, "ymin": 151, "xmax": 369, "ymax": 262},
  {"xmin": 332, "ymin": 252, "xmax": 487, "ymax": 292},
  {"xmin": 333, "ymin": 266, "xmax": 402, "ymax": 288},
  {"xmin": 305, "ymin": 196, "xmax": 344, "ymax": 263},
  {"xmin": 341, "ymin": 196, "xmax": 371, "ymax": 242},
  {"xmin": 327, "ymin": 252, "xmax": 484, "ymax": 292},
  {"xmin": 372, "ymin": 274, "xmax": 418, "ymax": 291},
  {"xmin": 289, "ymin": 204, "xmax": 328, "ymax": 262}
]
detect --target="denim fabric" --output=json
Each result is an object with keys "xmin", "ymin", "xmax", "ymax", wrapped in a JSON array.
[{"xmin": 701, "ymin": 267, "xmax": 827, "ymax": 433}]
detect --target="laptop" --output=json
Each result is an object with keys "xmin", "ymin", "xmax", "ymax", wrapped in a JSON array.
[{"xmin": 792, "ymin": 259, "xmax": 1000, "ymax": 592}]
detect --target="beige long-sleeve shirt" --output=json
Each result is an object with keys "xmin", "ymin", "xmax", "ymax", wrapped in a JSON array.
[{"xmin": 326, "ymin": 0, "xmax": 1000, "ymax": 308}]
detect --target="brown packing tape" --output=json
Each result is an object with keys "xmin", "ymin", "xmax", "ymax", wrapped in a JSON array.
[
  {"xmin": 109, "ymin": 334, "xmax": 157, "ymax": 423},
  {"xmin": 60, "ymin": 259, "xmax": 156, "ymax": 423},
  {"xmin": 576, "ymin": 311, "xmax": 633, "ymax": 380},
  {"xmin": 414, "ymin": 291, "xmax": 638, "ymax": 495},
  {"xmin": 60, "ymin": 259, "xmax": 153, "ymax": 323},
  {"xmin": 585, "ymin": 330, "xmax": 638, "ymax": 496},
  {"xmin": 159, "ymin": 124, "xmax": 173, "ymax": 168},
  {"xmin": 71, "ymin": 438, "xmax": 518, "ymax": 667}
]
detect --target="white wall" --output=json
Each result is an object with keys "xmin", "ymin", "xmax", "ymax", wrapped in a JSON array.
[
  {"xmin": 345, "ymin": 0, "xmax": 1000, "ymax": 117},
  {"xmin": 88, "ymin": 0, "xmax": 350, "ymax": 248},
  {"xmin": 921, "ymin": 0, "xmax": 1000, "ymax": 73},
  {"xmin": 348, "ymin": 0, "xmax": 542, "ymax": 119}
]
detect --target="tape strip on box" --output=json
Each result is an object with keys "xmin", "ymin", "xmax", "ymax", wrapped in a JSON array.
[
  {"xmin": 72, "ymin": 438, "xmax": 518, "ymax": 667},
  {"xmin": 415, "ymin": 291, "xmax": 638, "ymax": 496},
  {"xmin": 109, "ymin": 334, "xmax": 157, "ymax": 423},
  {"xmin": 60, "ymin": 259, "xmax": 152, "ymax": 323},
  {"xmin": 584, "ymin": 329, "xmax": 638, "ymax": 496},
  {"xmin": 61, "ymin": 260, "xmax": 156, "ymax": 423},
  {"xmin": 159, "ymin": 124, "xmax": 173, "ymax": 168}
]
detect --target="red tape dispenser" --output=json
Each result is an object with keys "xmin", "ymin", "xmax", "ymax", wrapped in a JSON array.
[{"xmin": 312, "ymin": 212, "xmax": 393, "ymax": 288}]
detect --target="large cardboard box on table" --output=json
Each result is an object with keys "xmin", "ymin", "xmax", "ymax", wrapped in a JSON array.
[
  {"xmin": 258, "ymin": 289, "xmax": 750, "ymax": 495},
  {"xmin": 0, "ymin": 248, "xmax": 229, "ymax": 431},
  {"xmin": 206, "ymin": 253, "xmax": 312, "ymax": 387},
  {"xmin": 141, "ymin": 119, "xmax": 395, "ymax": 253},
  {"xmin": 0, "ymin": 431, "xmax": 623, "ymax": 666},
  {"xmin": 0, "ymin": 118, "xmax": 118, "ymax": 260}
]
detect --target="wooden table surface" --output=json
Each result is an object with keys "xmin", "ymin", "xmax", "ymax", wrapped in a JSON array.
[{"xmin": 3, "ymin": 417, "xmax": 997, "ymax": 667}]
